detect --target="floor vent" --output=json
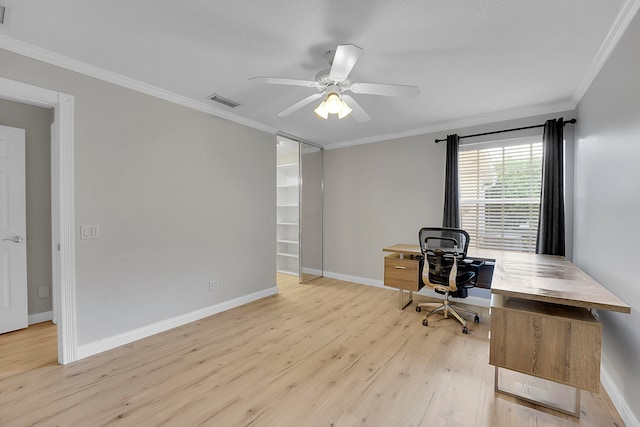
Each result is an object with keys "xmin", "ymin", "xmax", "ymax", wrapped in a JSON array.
[{"xmin": 209, "ymin": 94, "xmax": 240, "ymax": 108}]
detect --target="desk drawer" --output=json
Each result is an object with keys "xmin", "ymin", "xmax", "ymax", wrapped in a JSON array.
[{"xmin": 384, "ymin": 254, "xmax": 422, "ymax": 291}]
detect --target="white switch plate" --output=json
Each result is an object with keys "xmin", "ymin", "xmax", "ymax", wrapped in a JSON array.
[{"xmin": 80, "ymin": 225, "xmax": 100, "ymax": 239}]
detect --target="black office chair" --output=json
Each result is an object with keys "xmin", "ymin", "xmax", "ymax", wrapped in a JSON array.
[{"xmin": 415, "ymin": 227, "xmax": 481, "ymax": 334}]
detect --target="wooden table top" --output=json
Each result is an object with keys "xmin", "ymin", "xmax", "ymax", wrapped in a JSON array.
[{"xmin": 383, "ymin": 244, "xmax": 631, "ymax": 314}]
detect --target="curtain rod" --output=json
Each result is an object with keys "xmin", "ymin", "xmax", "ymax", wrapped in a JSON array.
[{"xmin": 434, "ymin": 118, "xmax": 576, "ymax": 143}]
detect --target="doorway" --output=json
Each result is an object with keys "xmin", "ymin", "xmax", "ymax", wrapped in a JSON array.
[
  {"xmin": 276, "ymin": 134, "xmax": 323, "ymax": 284},
  {"xmin": 0, "ymin": 77, "xmax": 76, "ymax": 364},
  {"xmin": 0, "ymin": 106, "xmax": 53, "ymax": 332},
  {"xmin": 0, "ymin": 104, "xmax": 56, "ymax": 378}
]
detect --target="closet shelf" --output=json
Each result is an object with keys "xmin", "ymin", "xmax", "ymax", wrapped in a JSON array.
[
  {"xmin": 277, "ymin": 151, "xmax": 299, "ymax": 275},
  {"xmin": 277, "ymin": 252, "xmax": 299, "ymax": 258},
  {"xmin": 277, "ymin": 162, "xmax": 298, "ymax": 169}
]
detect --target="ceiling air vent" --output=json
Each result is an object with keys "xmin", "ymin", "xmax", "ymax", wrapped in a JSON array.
[{"xmin": 209, "ymin": 94, "xmax": 240, "ymax": 108}]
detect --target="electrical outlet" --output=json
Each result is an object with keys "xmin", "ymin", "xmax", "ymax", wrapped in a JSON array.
[{"xmin": 209, "ymin": 280, "xmax": 219, "ymax": 291}]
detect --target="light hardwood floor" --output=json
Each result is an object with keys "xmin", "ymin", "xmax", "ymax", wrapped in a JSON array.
[
  {"xmin": 0, "ymin": 320, "xmax": 57, "ymax": 381},
  {"xmin": 0, "ymin": 275, "xmax": 625, "ymax": 426}
]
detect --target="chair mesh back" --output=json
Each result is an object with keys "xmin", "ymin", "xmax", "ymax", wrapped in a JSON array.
[
  {"xmin": 419, "ymin": 227, "xmax": 470, "ymax": 257},
  {"xmin": 418, "ymin": 227, "xmax": 471, "ymax": 288}
]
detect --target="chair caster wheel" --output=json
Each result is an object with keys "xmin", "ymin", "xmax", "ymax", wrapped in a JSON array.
[
  {"xmin": 474, "ymin": 315, "xmax": 480, "ymax": 324},
  {"xmin": 422, "ymin": 319, "xmax": 429, "ymax": 327},
  {"xmin": 415, "ymin": 307, "xmax": 422, "ymax": 312},
  {"xmin": 462, "ymin": 326, "xmax": 469, "ymax": 334}
]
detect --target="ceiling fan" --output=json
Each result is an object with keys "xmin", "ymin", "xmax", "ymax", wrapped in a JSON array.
[{"xmin": 250, "ymin": 44, "xmax": 420, "ymax": 122}]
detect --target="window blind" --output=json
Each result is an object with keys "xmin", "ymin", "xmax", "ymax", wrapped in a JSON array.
[{"xmin": 459, "ymin": 139, "xmax": 542, "ymax": 252}]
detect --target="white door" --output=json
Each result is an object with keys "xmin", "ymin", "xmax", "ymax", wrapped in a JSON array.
[{"xmin": 0, "ymin": 125, "xmax": 28, "ymax": 334}]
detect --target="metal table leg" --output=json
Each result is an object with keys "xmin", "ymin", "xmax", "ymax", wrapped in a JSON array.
[{"xmin": 494, "ymin": 366, "xmax": 581, "ymax": 418}]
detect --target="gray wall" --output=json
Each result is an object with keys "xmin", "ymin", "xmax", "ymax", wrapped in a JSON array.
[
  {"xmin": 0, "ymin": 48, "xmax": 276, "ymax": 345},
  {"xmin": 574, "ymin": 10, "xmax": 640, "ymax": 423},
  {"xmin": 324, "ymin": 111, "xmax": 574, "ymax": 285},
  {"xmin": 324, "ymin": 133, "xmax": 444, "ymax": 282},
  {"xmin": 0, "ymin": 98, "xmax": 53, "ymax": 316}
]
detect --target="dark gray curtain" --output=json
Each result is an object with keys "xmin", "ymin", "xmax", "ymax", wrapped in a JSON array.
[
  {"xmin": 442, "ymin": 134, "xmax": 460, "ymax": 228},
  {"xmin": 536, "ymin": 118, "xmax": 565, "ymax": 255}
]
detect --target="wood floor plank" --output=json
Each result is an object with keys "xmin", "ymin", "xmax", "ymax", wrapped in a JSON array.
[
  {"xmin": 0, "ymin": 274, "xmax": 627, "ymax": 426},
  {"xmin": 0, "ymin": 321, "xmax": 57, "ymax": 381}
]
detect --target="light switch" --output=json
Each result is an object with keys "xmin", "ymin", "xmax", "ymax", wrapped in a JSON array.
[{"xmin": 80, "ymin": 225, "xmax": 100, "ymax": 239}]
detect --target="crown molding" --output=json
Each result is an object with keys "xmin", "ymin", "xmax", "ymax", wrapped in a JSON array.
[
  {"xmin": 324, "ymin": 100, "xmax": 576, "ymax": 150},
  {"xmin": 0, "ymin": 34, "xmax": 278, "ymax": 135},
  {"xmin": 572, "ymin": 0, "xmax": 640, "ymax": 105}
]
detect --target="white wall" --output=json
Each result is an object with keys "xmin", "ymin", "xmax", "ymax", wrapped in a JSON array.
[
  {"xmin": 324, "ymin": 111, "xmax": 574, "ymax": 287},
  {"xmin": 0, "ymin": 48, "xmax": 276, "ymax": 346},
  {"xmin": 574, "ymin": 10, "xmax": 640, "ymax": 425}
]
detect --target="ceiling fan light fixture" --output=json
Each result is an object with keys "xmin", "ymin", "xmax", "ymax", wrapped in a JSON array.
[
  {"xmin": 325, "ymin": 92, "xmax": 342, "ymax": 114},
  {"xmin": 315, "ymin": 92, "xmax": 352, "ymax": 120},
  {"xmin": 253, "ymin": 44, "xmax": 418, "ymax": 122},
  {"xmin": 338, "ymin": 100, "xmax": 352, "ymax": 119},
  {"xmin": 314, "ymin": 101, "xmax": 329, "ymax": 119}
]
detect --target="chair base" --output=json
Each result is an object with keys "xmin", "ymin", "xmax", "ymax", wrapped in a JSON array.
[{"xmin": 416, "ymin": 297, "xmax": 479, "ymax": 334}]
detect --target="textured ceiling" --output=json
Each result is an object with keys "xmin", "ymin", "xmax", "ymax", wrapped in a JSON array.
[{"xmin": 0, "ymin": 0, "xmax": 634, "ymax": 146}]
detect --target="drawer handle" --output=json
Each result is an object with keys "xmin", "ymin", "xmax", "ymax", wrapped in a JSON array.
[{"xmin": 394, "ymin": 266, "xmax": 406, "ymax": 270}]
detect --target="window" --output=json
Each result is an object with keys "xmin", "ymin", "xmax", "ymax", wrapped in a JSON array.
[{"xmin": 459, "ymin": 137, "xmax": 542, "ymax": 252}]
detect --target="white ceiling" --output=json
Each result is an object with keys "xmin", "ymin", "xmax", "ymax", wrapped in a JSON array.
[{"xmin": 0, "ymin": 1, "xmax": 636, "ymax": 147}]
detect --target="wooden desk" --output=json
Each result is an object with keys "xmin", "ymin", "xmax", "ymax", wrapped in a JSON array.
[
  {"xmin": 382, "ymin": 245, "xmax": 423, "ymax": 309},
  {"xmin": 488, "ymin": 250, "xmax": 630, "ymax": 313},
  {"xmin": 383, "ymin": 244, "xmax": 631, "ymax": 417},
  {"xmin": 382, "ymin": 244, "xmax": 495, "ymax": 308}
]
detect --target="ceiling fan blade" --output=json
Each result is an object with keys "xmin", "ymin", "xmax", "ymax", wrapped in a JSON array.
[
  {"xmin": 350, "ymin": 82, "xmax": 420, "ymax": 97},
  {"xmin": 329, "ymin": 44, "xmax": 363, "ymax": 81},
  {"xmin": 277, "ymin": 93, "xmax": 324, "ymax": 117},
  {"xmin": 342, "ymin": 95, "xmax": 371, "ymax": 123},
  {"xmin": 250, "ymin": 76, "xmax": 318, "ymax": 88}
]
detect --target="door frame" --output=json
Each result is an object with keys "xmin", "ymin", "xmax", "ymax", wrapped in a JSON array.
[
  {"xmin": 0, "ymin": 77, "xmax": 76, "ymax": 364},
  {"xmin": 276, "ymin": 132, "xmax": 324, "ymax": 283}
]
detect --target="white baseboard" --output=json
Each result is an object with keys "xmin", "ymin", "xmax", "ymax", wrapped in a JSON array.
[
  {"xmin": 322, "ymin": 270, "xmax": 491, "ymax": 308},
  {"xmin": 323, "ymin": 270, "xmax": 384, "ymax": 288},
  {"xmin": 28, "ymin": 310, "xmax": 53, "ymax": 325},
  {"xmin": 601, "ymin": 353, "xmax": 640, "ymax": 427},
  {"xmin": 75, "ymin": 286, "xmax": 278, "ymax": 360}
]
